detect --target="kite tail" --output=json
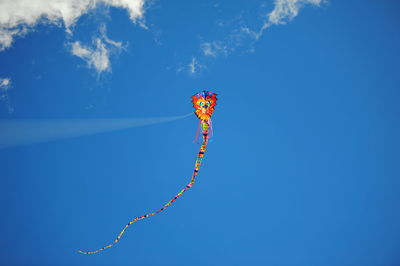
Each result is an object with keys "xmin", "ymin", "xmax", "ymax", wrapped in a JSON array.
[{"xmin": 78, "ymin": 120, "xmax": 210, "ymax": 255}]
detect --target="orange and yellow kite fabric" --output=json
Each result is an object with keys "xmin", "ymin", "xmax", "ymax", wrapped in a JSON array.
[
  {"xmin": 78, "ymin": 91, "xmax": 217, "ymax": 254},
  {"xmin": 192, "ymin": 90, "xmax": 217, "ymax": 122}
]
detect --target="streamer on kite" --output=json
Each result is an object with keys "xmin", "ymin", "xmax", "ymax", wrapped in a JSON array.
[{"xmin": 78, "ymin": 90, "xmax": 218, "ymax": 254}]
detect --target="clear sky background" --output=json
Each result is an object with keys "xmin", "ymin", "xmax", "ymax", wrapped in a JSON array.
[{"xmin": 0, "ymin": 0, "xmax": 399, "ymax": 265}]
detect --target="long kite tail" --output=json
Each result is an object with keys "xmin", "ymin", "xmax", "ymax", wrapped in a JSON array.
[{"xmin": 78, "ymin": 123, "xmax": 210, "ymax": 255}]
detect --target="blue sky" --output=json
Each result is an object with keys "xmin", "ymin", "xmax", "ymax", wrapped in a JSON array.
[{"xmin": 1, "ymin": 0, "xmax": 400, "ymax": 265}]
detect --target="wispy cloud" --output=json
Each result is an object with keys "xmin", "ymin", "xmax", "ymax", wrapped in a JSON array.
[
  {"xmin": 188, "ymin": 57, "xmax": 200, "ymax": 74},
  {"xmin": 175, "ymin": 57, "xmax": 206, "ymax": 77},
  {"xmin": 0, "ymin": 0, "xmax": 146, "ymax": 51},
  {"xmin": 201, "ymin": 41, "xmax": 230, "ymax": 58},
  {"xmin": 200, "ymin": 0, "xmax": 325, "ymax": 59},
  {"xmin": 0, "ymin": 78, "xmax": 13, "ymax": 114},
  {"xmin": 200, "ymin": 26, "xmax": 256, "ymax": 59},
  {"xmin": 259, "ymin": 0, "xmax": 325, "ymax": 36},
  {"xmin": 0, "ymin": 78, "xmax": 11, "ymax": 88},
  {"xmin": 70, "ymin": 25, "xmax": 125, "ymax": 73}
]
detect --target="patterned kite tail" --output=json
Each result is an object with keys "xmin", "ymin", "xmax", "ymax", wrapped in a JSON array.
[{"xmin": 78, "ymin": 120, "xmax": 210, "ymax": 255}]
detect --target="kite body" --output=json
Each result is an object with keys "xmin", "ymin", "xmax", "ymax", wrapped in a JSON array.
[
  {"xmin": 191, "ymin": 90, "xmax": 217, "ymax": 122},
  {"xmin": 79, "ymin": 91, "xmax": 217, "ymax": 254}
]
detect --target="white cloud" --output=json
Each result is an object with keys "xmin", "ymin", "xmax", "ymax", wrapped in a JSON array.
[
  {"xmin": 188, "ymin": 57, "xmax": 199, "ymax": 74},
  {"xmin": 260, "ymin": 0, "xmax": 325, "ymax": 35},
  {"xmin": 201, "ymin": 41, "xmax": 230, "ymax": 57},
  {"xmin": 201, "ymin": 42, "xmax": 216, "ymax": 57},
  {"xmin": 184, "ymin": 57, "xmax": 204, "ymax": 76},
  {"xmin": 71, "ymin": 40, "xmax": 111, "ymax": 73},
  {"xmin": 71, "ymin": 25, "xmax": 124, "ymax": 73},
  {"xmin": 200, "ymin": 27, "xmax": 255, "ymax": 58},
  {"xmin": 0, "ymin": 0, "xmax": 146, "ymax": 51},
  {"xmin": 0, "ymin": 28, "xmax": 20, "ymax": 50},
  {"xmin": 200, "ymin": 0, "xmax": 324, "ymax": 59},
  {"xmin": 0, "ymin": 77, "xmax": 13, "ymax": 114},
  {"xmin": 0, "ymin": 78, "xmax": 11, "ymax": 90}
]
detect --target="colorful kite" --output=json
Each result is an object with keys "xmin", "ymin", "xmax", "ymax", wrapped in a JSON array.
[{"xmin": 78, "ymin": 90, "xmax": 218, "ymax": 254}]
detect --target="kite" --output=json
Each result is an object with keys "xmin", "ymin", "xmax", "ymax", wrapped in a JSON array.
[{"xmin": 78, "ymin": 90, "xmax": 218, "ymax": 254}]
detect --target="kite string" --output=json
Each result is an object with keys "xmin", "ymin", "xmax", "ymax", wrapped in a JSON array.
[
  {"xmin": 78, "ymin": 121, "xmax": 210, "ymax": 255},
  {"xmin": 193, "ymin": 120, "xmax": 201, "ymax": 143},
  {"xmin": 209, "ymin": 118, "xmax": 213, "ymax": 138}
]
